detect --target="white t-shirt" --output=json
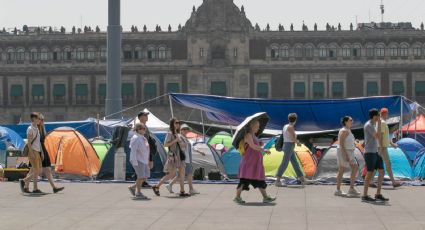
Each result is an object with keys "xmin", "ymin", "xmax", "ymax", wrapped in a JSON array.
[
  {"xmin": 26, "ymin": 124, "xmax": 41, "ymax": 152},
  {"xmin": 129, "ymin": 133, "xmax": 150, "ymax": 165}
]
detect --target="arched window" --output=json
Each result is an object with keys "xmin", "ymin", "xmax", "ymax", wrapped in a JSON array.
[
  {"xmin": 389, "ymin": 44, "xmax": 398, "ymax": 57},
  {"xmin": 342, "ymin": 45, "xmax": 351, "ymax": 57},
  {"xmin": 304, "ymin": 44, "xmax": 314, "ymax": 57},
  {"xmin": 400, "ymin": 43, "xmax": 409, "ymax": 57},
  {"xmin": 280, "ymin": 45, "xmax": 289, "ymax": 58},
  {"xmin": 6, "ymin": 48, "xmax": 15, "ymax": 62},
  {"xmin": 40, "ymin": 48, "xmax": 49, "ymax": 61},
  {"xmin": 375, "ymin": 44, "xmax": 385, "ymax": 57},
  {"xmin": 366, "ymin": 44, "xmax": 374, "ymax": 57},
  {"xmin": 294, "ymin": 45, "xmax": 303, "ymax": 58},
  {"xmin": 147, "ymin": 46, "xmax": 157, "ymax": 60},
  {"xmin": 158, "ymin": 46, "xmax": 167, "ymax": 59},
  {"xmin": 63, "ymin": 47, "xmax": 72, "ymax": 61},
  {"xmin": 270, "ymin": 45, "xmax": 279, "ymax": 58},
  {"xmin": 87, "ymin": 47, "xmax": 96, "ymax": 60},
  {"xmin": 30, "ymin": 48, "xmax": 39, "ymax": 62},
  {"xmin": 75, "ymin": 47, "xmax": 85, "ymax": 60},
  {"xmin": 328, "ymin": 44, "xmax": 337, "ymax": 58},
  {"xmin": 16, "ymin": 48, "xmax": 25, "ymax": 62},
  {"xmin": 412, "ymin": 43, "xmax": 422, "ymax": 57},
  {"xmin": 52, "ymin": 47, "xmax": 62, "ymax": 61},
  {"xmin": 318, "ymin": 45, "xmax": 327, "ymax": 58},
  {"xmin": 353, "ymin": 44, "xmax": 362, "ymax": 57},
  {"xmin": 134, "ymin": 46, "xmax": 143, "ymax": 59},
  {"xmin": 100, "ymin": 47, "xmax": 107, "ymax": 61}
]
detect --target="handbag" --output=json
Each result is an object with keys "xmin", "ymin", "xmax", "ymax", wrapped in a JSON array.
[
  {"xmin": 22, "ymin": 131, "xmax": 38, "ymax": 157},
  {"xmin": 275, "ymin": 134, "xmax": 284, "ymax": 152}
]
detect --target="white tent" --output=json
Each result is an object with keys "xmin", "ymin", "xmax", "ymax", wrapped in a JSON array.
[{"xmin": 132, "ymin": 109, "xmax": 169, "ymax": 132}]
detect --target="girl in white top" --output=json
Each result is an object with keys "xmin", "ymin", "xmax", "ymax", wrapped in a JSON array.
[
  {"xmin": 335, "ymin": 116, "xmax": 360, "ymax": 197},
  {"xmin": 128, "ymin": 123, "xmax": 151, "ymax": 199}
]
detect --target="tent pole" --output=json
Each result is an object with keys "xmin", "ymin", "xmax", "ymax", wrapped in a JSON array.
[
  {"xmin": 97, "ymin": 113, "xmax": 100, "ymax": 139},
  {"xmin": 169, "ymin": 94, "xmax": 174, "ymax": 118},
  {"xmin": 200, "ymin": 110, "xmax": 206, "ymax": 142},
  {"xmin": 415, "ymin": 105, "xmax": 418, "ymax": 139}
]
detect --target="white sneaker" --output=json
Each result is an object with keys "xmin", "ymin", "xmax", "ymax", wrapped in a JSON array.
[
  {"xmin": 275, "ymin": 180, "xmax": 287, "ymax": 187},
  {"xmin": 135, "ymin": 193, "xmax": 149, "ymax": 200},
  {"xmin": 165, "ymin": 184, "xmax": 174, "ymax": 194},
  {"xmin": 190, "ymin": 189, "xmax": 200, "ymax": 195},
  {"xmin": 334, "ymin": 190, "xmax": 347, "ymax": 197},
  {"xmin": 347, "ymin": 188, "xmax": 361, "ymax": 197}
]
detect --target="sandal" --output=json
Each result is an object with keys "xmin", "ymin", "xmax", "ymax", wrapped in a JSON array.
[{"xmin": 152, "ymin": 186, "xmax": 160, "ymax": 196}]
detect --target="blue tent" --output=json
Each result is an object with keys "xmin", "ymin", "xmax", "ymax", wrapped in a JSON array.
[
  {"xmin": 3, "ymin": 119, "xmax": 117, "ymax": 140},
  {"xmin": 384, "ymin": 148, "xmax": 412, "ymax": 179},
  {"xmin": 397, "ymin": 138, "xmax": 424, "ymax": 161},
  {"xmin": 0, "ymin": 126, "xmax": 25, "ymax": 150},
  {"xmin": 97, "ymin": 134, "xmax": 167, "ymax": 180},
  {"xmin": 220, "ymin": 147, "xmax": 241, "ymax": 178},
  {"xmin": 412, "ymin": 149, "xmax": 425, "ymax": 179},
  {"xmin": 0, "ymin": 126, "xmax": 25, "ymax": 167}
]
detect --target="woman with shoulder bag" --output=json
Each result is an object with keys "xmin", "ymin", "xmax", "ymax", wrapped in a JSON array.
[{"xmin": 152, "ymin": 118, "xmax": 190, "ymax": 197}]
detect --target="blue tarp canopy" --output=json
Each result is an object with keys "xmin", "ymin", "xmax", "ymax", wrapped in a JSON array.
[
  {"xmin": 3, "ymin": 118, "xmax": 118, "ymax": 140},
  {"xmin": 0, "ymin": 126, "xmax": 25, "ymax": 150},
  {"xmin": 170, "ymin": 94, "xmax": 411, "ymax": 131}
]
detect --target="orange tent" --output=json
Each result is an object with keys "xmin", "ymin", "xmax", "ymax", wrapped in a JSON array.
[
  {"xmin": 402, "ymin": 115, "xmax": 425, "ymax": 133},
  {"xmin": 44, "ymin": 128, "xmax": 100, "ymax": 177},
  {"xmin": 294, "ymin": 144, "xmax": 318, "ymax": 177}
]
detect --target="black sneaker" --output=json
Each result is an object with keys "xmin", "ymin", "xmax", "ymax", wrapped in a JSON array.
[
  {"xmin": 19, "ymin": 179, "xmax": 25, "ymax": 193},
  {"xmin": 179, "ymin": 192, "xmax": 191, "ymax": 197},
  {"xmin": 53, "ymin": 187, "xmax": 65, "ymax": 194},
  {"xmin": 152, "ymin": 186, "xmax": 160, "ymax": 196},
  {"xmin": 361, "ymin": 195, "xmax": 376, "ymax": 203},
  {"xmin": 32, "ymin": 189, "xmax": 44, "ymax": 194},
  {"xmin": 375, "ymin": 194, "xmax": 389, "ymax": 202},
  {"xmin": 142, "ymin": 181, "xmax": 151, "ymax": 188}
]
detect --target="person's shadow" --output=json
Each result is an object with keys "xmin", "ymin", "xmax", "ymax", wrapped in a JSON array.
[{"xmin": 239, "ymin": 202, "xmax": 276, "ymax": 207}]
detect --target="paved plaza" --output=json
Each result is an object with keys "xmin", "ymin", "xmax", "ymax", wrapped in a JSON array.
[{"xmin": 1, "ymin": 182, "xmax": 425, "ymax": 230}]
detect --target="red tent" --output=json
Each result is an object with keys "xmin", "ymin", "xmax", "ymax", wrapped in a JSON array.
[{"xmin": 402, "ymin": 115, "xmax": 425, "ymax": 133}]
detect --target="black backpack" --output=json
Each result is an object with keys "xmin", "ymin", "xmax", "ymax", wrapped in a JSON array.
[
  {"xmin": 208, "ymin": 170, "xmax": 222, "ymax": 181},
  {"xmin": 193, "ymin": 167, "xmax": 205, "ymax": 180},
  {"xmin": 275, "ymin": 134, "xmax": 284, "ymax": 151}
]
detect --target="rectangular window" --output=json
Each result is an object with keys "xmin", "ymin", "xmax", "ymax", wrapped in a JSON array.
[
  {"xmin": 53, "ymin": 52, "xmax": 61, "ymax": 61},
  {"xmin": 312, "ymin": 82, "xmax": 325, "ymax": 99},
  {"xmin": 166, "ymin": 83, "xmax": 180, "ymax": 94},
  {"xmin": 122, "ymin": 83, "xmax": 134, "ymax": 103},
  {"xmin": 210, "ymin": 81, "xmax": 227, "ymax": 96},
  {"xmin": 319, "ymin": 48, "xmax": 327, "ymax": 57},
  {"xmin": 75, "ymin": 84, "xmax": 88, "ymax": 104},
  {"xmin": 293, "ymin": 82, "xmax": 306, "ymax": 99},
  {"xmin": 413, "ymin": 47, "xmax": 422, "ymax": 57},
  {"xmin": 332, "ymin": 82, "xmax": 344, "ymax": 98},
  {"xmin": 30, "ymin": 51, "xmax": 39, "ymax": 61},
  {"xmin": 366, "ymin": 47, "xmax": 374, "ymax": 57},
  {"xmin": 53, "ymin": 84, "xmax": 66, "ymax": 103},
  {"xmin": 32, "ymin": 84, "xmax": 45, "ymax": 104},
  {"xmin": 352, "ymin": 48, "xmax": 359, "ymax": 57},
  {"xmin": 366, "ymin": 81, "xmax": 379, "ymax": 96},
  {"xmin": 123, "ymin": 51, "xmax": 132, "ymax": 60},
  {"xmin": 271, "ymin": 49, "xmax": 279, "ymax": 58},
  {"xmin": 10, "ymin": 84, "xmax": 23, "ymax": 104},
  {"xmin": 234, "ymin": 48, "xmax": 238, "ymax": 57},
  {"xmin": 256, "ymin": 82, "xmax": 269, "ymax": 98},
  {"xmin": 200, "ymin": 48, "xmax": 204, "ymax": 57},
  {"xmin": 375, "ymin": 47, "xmax": 385, "ymax": 57},
  {"xmin": 392, "ymin": 81, "xmax": 404, "ymax": 95},
  {"xmin": 280, "ymin": 48, "xmax": 289, "ymax": 58},
  {"xmin": 144, "ymin": 83, "xmax": 157, "ymax": 101},
  {"xmin": 415, "ymin": 81, "xmax": 425, "ymax": 97},
  {"xmin": 98, "ymin": 84, "xmax": 106, "ymax": 104}
]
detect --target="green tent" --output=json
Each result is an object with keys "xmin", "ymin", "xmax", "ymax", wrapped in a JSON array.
[
  {"xmin": 92, "ymin": 140, "xmax": 111, "ymax": 163},
  {"xmin": 263, "ymin": 147, "xmax": 305, "ymax": 178},
  {"xmin": 207, "ymin": 131, "xmax": 233, "ymax": 149}
]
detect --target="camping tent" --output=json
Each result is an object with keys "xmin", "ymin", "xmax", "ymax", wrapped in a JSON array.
[
  {"xmin": 44, "ymin": 128, "xmax": 100, "ymax": 177},
  {"xmin": 91, "ymin": 140, "xmax": 111, "ymax": 163},
  {"xmin": 131, "ymin": 108, "xmax": 169, "ymax": 133},
  {"xmin": 263, "ymin": 147, "xmax": 305, "ymax": 178},
  {"xmin": 402, "ymin": 115, "xmax": 425, "ymax": 147},
  {"xmin": 413, "ymin": 149, "xmax": 425, "ymax": 179},
  {"xmin": 220, "ymin": 147, "xmax": 241, "ymax": 178},
  {"xmin": 314, "ymin": 145, "xmax": 365, "ymax": 180},
  {"xmin": 384, "ymin": 148, "xmax": 412, "ymax": 179},
  {"xmin": 191, "ymin": 142, "xmax": 226, "ymax": 176},
  {"xmin": 0, "ymin": 126, "xmax": 25, "ymax": 150},
  {"xmin": 97, "ymin": 133, "xmax": 167, "ymax": 180},
  {"xmin": 207, "ymin": 132, "xmax": 233, "ymax": 150},
  {"xmin": 397, "ymin": 138, "xmax": 424, "ymax": 161}
]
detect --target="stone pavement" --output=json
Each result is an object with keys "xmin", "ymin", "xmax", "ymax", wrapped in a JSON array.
[{"xmin": 1, "ymin": 182, "xmax": 425, "ymax": 230}]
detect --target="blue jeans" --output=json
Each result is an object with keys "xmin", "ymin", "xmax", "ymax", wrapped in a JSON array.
[{"xmin": 275, "ymin": 142, "xmax": 304, "ymax": 178}]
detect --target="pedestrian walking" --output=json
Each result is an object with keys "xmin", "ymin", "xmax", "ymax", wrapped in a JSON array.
[
  {"xmin": 275, "ymin": 113, "xmax": 307, "ymax": 187},
  {"xmin": 128, "ymin": 123, "xmax": 151, "ymax": 199},
  {"xmin": 334, "ymin": 116, "xmax": 361, "ymax": 197},
  {"xmin": 362, "ymin": 109, "xmax": 389, "ymax": 203},
  {"xmin": 165, "ymin": 124, "xmax": 200, "ymax": 195},
  {"xmin": 152, "ymin": 118, "xmax": 190, "ymax": 197}
]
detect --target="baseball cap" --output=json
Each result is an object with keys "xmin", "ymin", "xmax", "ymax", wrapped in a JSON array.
[
  {"xmin": 137, "ymin": 111, "xmax": 150, "ymax": 117},
  {"xmin": 380, "ymin": 108, "xmax": 389, "ymax": 114}
]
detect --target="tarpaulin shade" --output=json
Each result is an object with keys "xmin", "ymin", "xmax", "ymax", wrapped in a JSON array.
[
  {"xmin": 98, "ymin": 84, "xmax": 106, "ymax": 96},
  {"xmin": 53, "ymin": 84, "xmax": 66, "ymax": 96},
  {"xmin": 32, "ymin": 84, "xmax": 44, "ymax": 96},
  {"xmin": 122, "ymin": 83, "xmax": 134, "ymax": 96},
  {"xmin": 10, "ymin": 85, "xmax": 23, "ymax": 97},
  {"xmin": 170, "ymin": 94, "xmax": 411, "ymax": 131},
  {"xmin": 76, "ymin": 84, "xmax": 88, "ymax": 96}
]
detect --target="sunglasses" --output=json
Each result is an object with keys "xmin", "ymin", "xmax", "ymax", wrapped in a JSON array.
[{"xmin": 175, "ymin": 121, "xmax": 181, "ymax": 124}]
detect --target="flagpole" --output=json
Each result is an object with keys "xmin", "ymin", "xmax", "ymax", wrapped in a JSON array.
[
  {"xmin": 169, "ymin": 94, "xmax": 174, "ymax": 118},
  {"xmin": 200, "ymin": 110, "xmax": 206, "ymax": 142}
]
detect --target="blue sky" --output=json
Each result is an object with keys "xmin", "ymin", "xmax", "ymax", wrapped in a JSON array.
[{"xmin": 1, "ymin": 0, "xmax": 424, "ymax": 32}]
